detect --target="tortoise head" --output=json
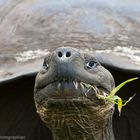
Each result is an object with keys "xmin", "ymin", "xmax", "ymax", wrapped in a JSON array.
[{"xmin": 34, "ymin": 47, "xmax": 115, "ymax": 140}]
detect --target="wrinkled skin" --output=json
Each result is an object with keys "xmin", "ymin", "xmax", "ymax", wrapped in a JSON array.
[{"xmin": 34, "ymin": 47, "xmax": 115, "ymax": 140}]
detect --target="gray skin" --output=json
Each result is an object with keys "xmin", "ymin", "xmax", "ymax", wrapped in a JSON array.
[{"xmin": 34, "ymin": 47, "xmax": 115, "ymax": 140}]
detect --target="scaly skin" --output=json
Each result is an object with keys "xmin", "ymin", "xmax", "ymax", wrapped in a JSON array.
[
  {"xmin": 34, "ymin": 47, "xmax": 115, "ymax": 140},
  {"xmin": 36, "ymin": 99, "xmax": 114, "ymax": 140}
]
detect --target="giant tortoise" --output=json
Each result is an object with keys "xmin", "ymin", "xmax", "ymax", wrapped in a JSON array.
[{"xmin": 0, "ymin": 0, "xmax": 140, "ymax": 140}]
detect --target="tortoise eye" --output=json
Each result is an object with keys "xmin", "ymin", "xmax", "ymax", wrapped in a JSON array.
[{"xmin": 86, "ymin": 61, "xmax": 98, "ymax": 69}]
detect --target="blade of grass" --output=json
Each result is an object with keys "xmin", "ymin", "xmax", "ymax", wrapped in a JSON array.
[
  {"xmin": 117, "ymin": 97, "xmax": 122, "ymax": 116},
  {"xmin": 80, "ymin": 77, "xmax": 138, "ymax": 116},
  {"xmin": 109, "ymin": 77, "xmax": 138, "ymax": 97}
]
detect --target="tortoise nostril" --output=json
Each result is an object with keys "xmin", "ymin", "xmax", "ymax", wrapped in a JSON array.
[
  {"xmin": 58, "ymin": 51, "xmax": 63, "ymax": 57},
  {"xmin": 57, "ymin": 50, "xmax": 71, "ymax": 58},
  {"xmin": 66, "ymin": 51, "xmax": 71, "ymax": 57}
]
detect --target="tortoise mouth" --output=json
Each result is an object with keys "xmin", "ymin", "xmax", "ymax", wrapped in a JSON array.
[{"xmin": 38, "ymin": 78, "xmax": 109, "ymax": 101}]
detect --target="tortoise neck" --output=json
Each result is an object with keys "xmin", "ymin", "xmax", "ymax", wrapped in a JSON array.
[
  {"xmin": 41, "ymin": 102, "xmax": 115, "ymax": 140},
  {"xmin": 51, "ymin": 114, "xmax": 115, "ymax": 140}
]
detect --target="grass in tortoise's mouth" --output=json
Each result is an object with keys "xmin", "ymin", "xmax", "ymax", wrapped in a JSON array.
[
  {"xmin": 44, "ymin": 77, "xmax": 138, "ymax": 116},
  {"xmin": 44, "ymin": 78, "xmax": 108, "ymax": 99},
  {"xmin": 82, "ymin": 77, "xmax": 138, "ymax": 116}
]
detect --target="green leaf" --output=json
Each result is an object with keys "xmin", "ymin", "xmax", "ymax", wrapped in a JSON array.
[
  {"xmin": 109, "ymin": 77, "xmax": 138, "ymax": 97},
  {"xmin": 81, "ymin": 77, "xmax": 138, "ymax": 116},
  {"xmin": 117, "ymin": 97, "xmax": 123, "ymax": 116}
]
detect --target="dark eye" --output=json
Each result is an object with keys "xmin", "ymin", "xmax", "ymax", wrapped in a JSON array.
[
  {"xmin": 86, "ymin": 61, "xmax": 98, "ymax": 69},
  {"xmin": 43, "ymin": 61, "xmax": 49, "ymax": 70}
]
